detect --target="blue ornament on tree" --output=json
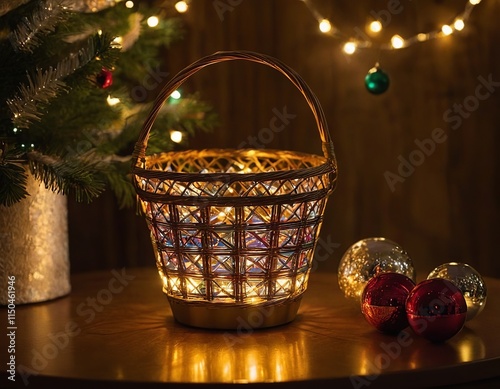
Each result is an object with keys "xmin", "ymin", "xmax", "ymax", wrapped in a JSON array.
[{"xmin": 365, "ymin": 64, "xmax": 389, "ymax": 95}]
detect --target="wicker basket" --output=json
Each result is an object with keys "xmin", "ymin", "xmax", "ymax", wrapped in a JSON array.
[{"xmin": 132, "ymin": 51, "xmax": 337, "ymax": 329}]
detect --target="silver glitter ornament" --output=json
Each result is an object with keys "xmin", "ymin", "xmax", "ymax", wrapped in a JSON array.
[
  {"xmin": 427, "ymin": 262, "xmax": 487, "ymax": 321},
  {"xmin": 338, "ymin": 237, "xmax": 416, "ymax": 300}
]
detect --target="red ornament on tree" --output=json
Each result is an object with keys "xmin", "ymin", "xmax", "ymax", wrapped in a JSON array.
[
  {"xmin": 361, "ymin": 273, "xmax": 416, "ymax": 334},
  {"xmin": 406, "ymin": 278, "xmax": 467, "ymax": 342},
  {"xmin": 96, "ymin": 67, "xmax": 113, "ymax": 88}
]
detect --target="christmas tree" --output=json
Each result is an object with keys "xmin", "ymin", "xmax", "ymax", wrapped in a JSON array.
[{"xmin": 0, "ymin": 0, "xmax": 217, "ymax": 207}]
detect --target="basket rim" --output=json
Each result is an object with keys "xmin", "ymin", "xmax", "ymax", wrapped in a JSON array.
[
  {"xmin": 133, "ymin": 160, "xmax": 336, "ymax": 184},
  {"xmin": 132, "ymin": 148, "xmax": 336, "ymax": 184},
  {"xmin": 141, "ymin": 147, "xmax": 329, "ymax": 159}
]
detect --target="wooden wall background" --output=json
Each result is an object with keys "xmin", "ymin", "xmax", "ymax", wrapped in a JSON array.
[{"xmin": 68, "ymin": 0, "xmax": 500, "ymax": 278}]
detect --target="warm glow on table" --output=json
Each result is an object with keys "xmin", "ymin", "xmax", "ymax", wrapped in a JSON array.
[{"xmin": 1, "ymin": 269, "xmax": 499, "ymax": 388}]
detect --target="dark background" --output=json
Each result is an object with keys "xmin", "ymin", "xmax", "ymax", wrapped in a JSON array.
[{"xmin": 68, "ymin": 0, "xmax": 500, "ymax": 278}]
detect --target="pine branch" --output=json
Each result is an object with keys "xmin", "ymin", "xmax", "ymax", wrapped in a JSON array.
[
  {"xmin": 6, "ymin": 32, "xmax": 118, "ymax": 128},
  {"xmin": 101, "ymin": 161, "xmax": 135, "ymax": 209},
  {"xmin": 146, "ymin": 96, "xmax": 218, "ymax": 154},
  {"xmin": 27, "ymin": 150, "xmax": 105, "ymax": 203},
  {"xmin": 9, "ymin": 0, "xmax": 70, "ymax": 53},
  {"xmin": 53, "ymin": 32, "xmax": 119, "ymax": 87},
  {"xmin": 0, "ymin": 162, "xmax": 29, "ymax": 206},
  {"xmin": 6, "ymin": 67, "xmax": 67, "ymax": 128}
]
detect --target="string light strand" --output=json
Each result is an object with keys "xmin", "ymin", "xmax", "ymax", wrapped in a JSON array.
[{"xmin": 300, "ymin": 0, "xmax": 482, "ymax": 55}]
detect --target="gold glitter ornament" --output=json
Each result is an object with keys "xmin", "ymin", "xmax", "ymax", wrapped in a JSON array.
[{"xmin": 338, "ymin": 237, "xmax": 416, "ymax": 300}]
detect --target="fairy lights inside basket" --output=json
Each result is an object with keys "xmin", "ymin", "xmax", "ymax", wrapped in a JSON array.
[{"xmin": 136, "ymin": 148, "xmax": 331, "ymax": 304}]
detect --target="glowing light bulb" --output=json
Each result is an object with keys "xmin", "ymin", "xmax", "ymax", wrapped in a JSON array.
[
  {"xmin": 343, "ymin": 41, "xmax": 357, "ymax": 55},
  {"xmin": 454, "ymin": 19, "xmax": 465, "ymax": 31},
  {"xmin": 113, "ymin": 36, "xmax": 123, "ymax": 45},
  {"xmin": 170, "ymin": 130, "xmax": 183, "ymax": 143},
  {"xmin": 390, "ymin": 34, "xmax": 404, "ymax": 49},
  {"xmin": 175, "ymin": 1, "xmax": 188, "ymax": 13},
  {"xmin": 170, "ymin": 90, "xmax": 181, "ymax": 99},
  {"xmin": 125, "ymin": 1, "xmax": 134, "ymax": 8},
  {"xmin": 107, "ymin": 95, "xmax": 120, "ymax": 106},
  {"xmin": 417, "ymin": 33, "xmax": 428, "ymax": 42},
  {"xmin": 147, "ymin": 16, "xmax": 159, "ymax": 28},
  {"xmin": 469, "ymin": 0, "xmax": 481, "ymax": 5},
  {"xmin": 319, "ymin": 19, "xmax": 332, "ymax": 33},
  {"xmin": 369, "ymin": 20, "xmax": 382, "ymax": 33},
  {"xmin": 441, "ymin": 24, "xmax": 453, "ymax": 35}
]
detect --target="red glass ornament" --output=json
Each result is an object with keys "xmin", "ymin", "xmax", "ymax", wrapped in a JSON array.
[
  {"xmin": 406, "ymin": 278, "xmax": 467, "ymax": 342},
  {"xmin": 96, "ymin": 68, "xmax": 113, "ymax": 89},
  {"xmin": 361, "ymin": 273, "xmax": 416, "ymax": 334}
]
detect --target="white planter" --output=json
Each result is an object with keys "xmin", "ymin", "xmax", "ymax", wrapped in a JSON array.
[{"xmin": 0, "ymin": 171, "xmax": 70, "ymax": 304}]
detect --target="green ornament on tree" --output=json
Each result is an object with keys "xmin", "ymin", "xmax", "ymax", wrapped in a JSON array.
[{"xmin": 365, "ymin": 64, "xmax": 389, "ymax": 95}]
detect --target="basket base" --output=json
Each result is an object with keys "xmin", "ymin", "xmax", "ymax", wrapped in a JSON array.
[{"xmin": 167, "ymin": 296, "xmax": 303, "ymax": 330}]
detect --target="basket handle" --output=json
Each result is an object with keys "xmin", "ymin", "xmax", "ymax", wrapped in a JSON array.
[{"xmin": 132, "ymin": 51, "xmax": 336, "ymax": 165}]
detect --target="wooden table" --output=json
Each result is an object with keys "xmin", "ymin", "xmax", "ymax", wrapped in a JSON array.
[{"xmin": 1, "ymin": 268, "xmax": 499, "ymax": 388}]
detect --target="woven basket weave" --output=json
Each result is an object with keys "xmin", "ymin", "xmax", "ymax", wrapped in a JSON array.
[{"xmin": 132, "ymin": 51, "xmax": 337, "ymax": 329}]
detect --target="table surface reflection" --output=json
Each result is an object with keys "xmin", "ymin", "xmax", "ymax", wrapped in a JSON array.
[{"xmin": 1, "ymin": 268, "xmax": 499, "ymax": 388}]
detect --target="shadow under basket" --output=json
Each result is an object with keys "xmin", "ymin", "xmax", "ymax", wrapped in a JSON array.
[{"xmin": 132, "ymin": 51, "xmax": 338, "ymax": 329}]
